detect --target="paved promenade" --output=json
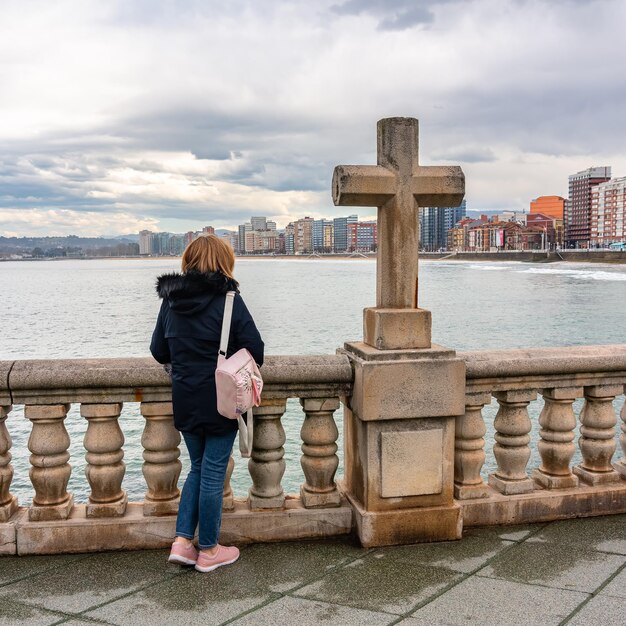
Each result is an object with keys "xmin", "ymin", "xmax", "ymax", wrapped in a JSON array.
[{"xmin": 1, "ymin": 514, "xmax": 625, "ymax": 625}]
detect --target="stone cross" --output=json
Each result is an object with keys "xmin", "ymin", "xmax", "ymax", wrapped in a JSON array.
[{"xmin": 332, "ymin": 117, "xmax": 464, "ymax": 309}]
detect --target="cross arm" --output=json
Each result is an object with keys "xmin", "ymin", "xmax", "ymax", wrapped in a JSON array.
[
  {"xmin": 332, "ymin": 165, "xmax": 396, "ymax": 207},
  {"xmin": 411, "ymin": 166, "xmax": 465, "ymax": 207}
]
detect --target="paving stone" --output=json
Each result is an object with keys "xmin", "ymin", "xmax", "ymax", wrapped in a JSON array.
[
  {"xmin": 0, "ymin": 553, "xmax": 87, "ymax": 586},
  {"xmin": 0, "ymin": 549, "xmax": 181, "ymax": 614},
  {"xmin": 463, "ymin": 523, "xmax": 544, "ymax": 542},
  {"xmin": 54, "ymin": 621, "xmax": 114, "ymax": 625},
  {"xmin": 294, "ymin": 549, "xmax": 462, "ymax": 615},
  {"xmin": 230, "ymin": 595, "xmax": 396, "ymax": 625},
  {"xmin": 377, "ymin": 535, "xmax": 515, "ymax": 574},
  {"xmin": 85, "ymin": 540, "xmax": 367, "ymax": 626},
  {"xmin": 565, "ymin": 594, "xmax": 626, "ymax": 625},
  {"xmin": 0, "ymin": 598, "xmax": 64, "ymax": 626},
  {"xmin": 400, "ymin": 576, "xmax": 588, "ymax": 626},
  {"xmin": 477, "ymin": 541, "xmax": 626, "ymax": 593},
  {"xmin": 598, "ymin": 566, "xmax": 626, "ymax": 599},
  {"xmin": 527, "ymin": 515, "xmax": 626, "ymax": 554}
]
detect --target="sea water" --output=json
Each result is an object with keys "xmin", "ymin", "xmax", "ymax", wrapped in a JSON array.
[{"xmin": 1, "ymin": 258, "xmax": 625, "ymax": 501}]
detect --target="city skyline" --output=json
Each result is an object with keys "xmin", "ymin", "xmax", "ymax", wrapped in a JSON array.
[{"xmin": 1, "ymin": 1, "xmax": 626, "ymax": 237}]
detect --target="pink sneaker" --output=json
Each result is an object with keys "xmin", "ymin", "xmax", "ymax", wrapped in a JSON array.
[
  {"xmin": 195, "ymin": 545, "xmax": 240, "ymax": 572},
  {"xmin": 168, "ymin": 540, "xmax": 198, "ymax": 566}
]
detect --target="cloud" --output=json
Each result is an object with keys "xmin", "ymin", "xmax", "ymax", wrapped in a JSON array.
[
  {"xmin": 0, "ymin": 208, "xmax": 159, "ymax": 237},
  {"xmin": 431, "ymin": 145, "xmax": 497, "ymax": 164},
  {"xmin": 0, "ymin": 0, "xmax": 625, "ymax": 234},
  {"xmin": 331, "ymin": 0, "xmax": 455, "ymax": 30}
]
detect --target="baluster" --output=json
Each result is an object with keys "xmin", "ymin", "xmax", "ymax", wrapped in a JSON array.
[
  {"xmin": 140, "ymin": 402, "xmax": 181, "ymax": 515},
  {"xmin": 0, "ymin": 405, "xmax": 18, "ymax": 522},
  {"xmin": 488, "ymin": 390, "xmax": 536, "ymax": 495},
  {"xmin": 615, "ymin": 391, "xmax": 626, "ymax": 479},
  {"xmin": 300, "ymin": 397, "xmax": 342, "ymax": 508},
  {"xmin": 574, "ymin": 385, "xmax": 621, "ymax": 485},
  {"xmin": 25, "ymin": 403, "xmax": 74, "ymax": 521},
  {"xmin": 223, "ymin": 455, "xmax": 235, "ymax": 511},
  {"xmin": 249, "ymin": 398, "xmax": 287, "ymax": 509},
  {"xmin": 81, "ymin": 403, "xmax": 127, "ymax": 517},
  {"xmin": 532, "ymin": 388, "xmax": 581, "ymax": 489},
  {"xmin": 454, "ymin": 392, "xmax": 491, "ymax": 499}
]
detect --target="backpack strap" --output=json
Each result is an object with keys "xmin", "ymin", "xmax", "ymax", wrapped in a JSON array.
[
  {"xmin": 238, "ymin": 410, "xmax": 253, "ymax": 457},
  {"xmin": 221, "ymin": 291, "xmax": 253, "ymax": 456},
  {"xmin": 219, "ymin": 291, "xmax": 236, "ymax": 356}
]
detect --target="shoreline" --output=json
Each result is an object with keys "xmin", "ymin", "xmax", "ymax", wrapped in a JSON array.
[{"xmin": 2, "ymin": 251, "xmax": 626, "ymax": 264}]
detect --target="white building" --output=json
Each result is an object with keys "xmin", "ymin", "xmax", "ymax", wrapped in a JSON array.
[
  {"xmin": 591, "ymin": 176, "xmax": 626, "ymax": 247},
  {"xmin": 139, "ymin": 230, "xmax": 153, "ymax": 255}
]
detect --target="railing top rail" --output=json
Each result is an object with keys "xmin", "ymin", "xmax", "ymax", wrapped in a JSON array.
[
  {"xmin": 460, "ymin": 345, "xmax": 626, "ymax": 379},
  {"xmin": 1, "ymin": 355, "xmax": 353, "ymax": 405}
]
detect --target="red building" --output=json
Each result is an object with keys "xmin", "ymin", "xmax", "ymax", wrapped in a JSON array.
[
  {"xmin": 567, "ymin": 167, "xmax": 611, "ymax": 248},
  {"xmin": 347, "ymin": 222, "xmax": 377, "ymax": 252}
]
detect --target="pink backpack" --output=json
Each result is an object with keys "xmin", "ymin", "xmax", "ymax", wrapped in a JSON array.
[{"xmin": 215, "ymin": 291, "xmax": 263, "ymax": 457}]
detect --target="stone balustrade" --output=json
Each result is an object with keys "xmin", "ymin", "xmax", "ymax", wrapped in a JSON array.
[
  {"xmin": 2, "ymin": 346, "xmax": 626, "ymax": 555},
  {"xmin": 456, "ymin": 345, "xmax": 626, "ymax": 526},
  {"xmin": 0, "ymin": 355, "xmax": 353, "ymax": 555}
]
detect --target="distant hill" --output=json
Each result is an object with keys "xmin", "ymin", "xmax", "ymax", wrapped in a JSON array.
[{"xmin": 0, "ymin": 235, "xmax": 137, "ymax": 253}]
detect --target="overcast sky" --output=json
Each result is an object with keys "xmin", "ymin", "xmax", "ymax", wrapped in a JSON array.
[{"xmin": 1, "ymin": 0, "xmax": 625, "ymax": 236}]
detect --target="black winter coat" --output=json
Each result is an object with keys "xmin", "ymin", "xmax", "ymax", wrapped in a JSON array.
[{"xmin": 150, "ymin": 270, "xmax": 264, "ymax": 436}]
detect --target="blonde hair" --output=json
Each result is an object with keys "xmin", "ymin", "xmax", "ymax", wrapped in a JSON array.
[{"xmin": 181, "ymin": 234, "xmax": 236, "ymax": 278}]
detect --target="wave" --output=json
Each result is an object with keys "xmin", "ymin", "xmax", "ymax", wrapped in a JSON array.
[
  {"xmin": 467, "ymin": 264, "xmax": 511, "ymax": 271},
  {"xmin": 521, "ymin": 267, "xmax": 626, "ymax": 281}
]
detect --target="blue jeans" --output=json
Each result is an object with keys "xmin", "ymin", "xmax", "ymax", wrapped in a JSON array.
[{"xmin": 175, "ymin": 429, "xmax": 237, "ymax": 549}]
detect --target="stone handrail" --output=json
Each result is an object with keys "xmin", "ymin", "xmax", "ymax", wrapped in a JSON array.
[
  {"xmin": 462, "ymin": 344, "xmax": 626, "ymax": 391},
  {"xmin": 455, "ymin": 345, "xmax": 626, "ymax": 526},
  {"xmin": 2, "ymin": 355, "xmax": 353, "ymax": 404},
  {"xmin": 0, "ymin": 355, "xmax": 354, "ymax": 555}
]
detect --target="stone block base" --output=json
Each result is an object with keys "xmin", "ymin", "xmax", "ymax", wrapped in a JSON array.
[
  {"xmin": 363, "ymin": 307, "xmax": 432, "ymax": 350},
  {"xmin": 220, "ymin": 497, "xmax": 352, "ymax": 544},
  {"xmin": 8, "ymin": 498, "xmax": 353, "ymax": 556},
  {"xmin": 461, "ymin": 482, "xmax": 626, "ymax": 527},
  {"xmin": 454, "ymin": 482, "xmax": 491, "ymax": 500},
  {"xmin": 346, "ymin": 492, "xmax": 462, "ymax": 548},
  {"xmin": 29, "ymin": 495, "xmax": 74, "ymax": 522},
  {"xmin": 300, "ymin": 486, "xmax": 342, "ymax": 508},
  {"xmin": 573, "ymin": 465, "xmax": 620, "ymax": 486},
  {"xmin": 143, "ymin": 496, "xmax": 179, "ymax": 517},
  {"xmin": 0, "ymin": 509, "xmax": 22, "ymax": 555},
  {"xmin": 532, "ymin": 469, "xmax": 579, "ymax": 490},
  {"xmin": 249, "ymin": 492, "xmax": 285, "ymax": 510},
  {"xmin": 87, "ymin": 493, "xmax": 128, "ymax": 518},
  {"xmin": 614, "ymin": 462, "xmax": 626, "ymax": 480},
  {"xmin": 0, "ymin": 495, "xmax": 18, "ymax": 523},
  {"xmin": 488, "ymin": 474, "xmax": 535, "ymax": 495}
]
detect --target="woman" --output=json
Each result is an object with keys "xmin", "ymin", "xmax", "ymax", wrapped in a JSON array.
[{"xmin": 150, "ymin": 234, "xmax": 264, "ymax": 572}]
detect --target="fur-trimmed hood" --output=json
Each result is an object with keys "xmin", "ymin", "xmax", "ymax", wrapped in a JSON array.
[{"xmin": 155, "ymin": 271, "xmax": 239, "ymax": 316}]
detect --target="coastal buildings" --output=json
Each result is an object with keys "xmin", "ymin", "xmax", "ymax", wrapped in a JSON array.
[
  {"xmin": 567, "ymin": 166, "xmax": 611, "ymax": 248},
  {"xmin": 591, "ymin": 176, "xmax": 626, "ymax": 247},
  {"xmin": 527, "ymin": 213, "xmax": 562, "ymax": 249},
  {"xmin": 447, "ymin": 212, "xmax": 559, "ymax": 251},
  {"xmin": 530, "ymin": 196, "xmax": 566, "ymax": 220},
  {"xmin": 137, "ymin": 183, "xmax": 625, "ymax": 257},
  {"xmin": 419, "ymin": 200, "xmax": 467, "ymax": 251},
  {"xmin": 347, "ymin": 221, "xmax": 377, "ymax": 252},
  {"xmin": 139, "ymin": 230, "xmax": 153, "ymax": 255},
  {"xmin": 313, "ymin": 219, "xmax": 335, "ymax": 253},
  {"xmin": 139, "ymin": 230, "xmax": 185, "ymax": 256},
  {"xmin": 333, "ymin": 215, "xmax": 358, "ymax": 253},
  {"xmin": 294, "ymin": 217, "xmax": 314, "ymax": 254}
]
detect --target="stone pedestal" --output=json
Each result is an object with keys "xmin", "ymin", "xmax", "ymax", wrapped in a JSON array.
[
  {"xmin": 363, "ymin": 308, "xmax": 432, "ymax": 350},
  {"xmin": 340, "ymin": 341, "xmax": 465, "ymax": 547}
]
